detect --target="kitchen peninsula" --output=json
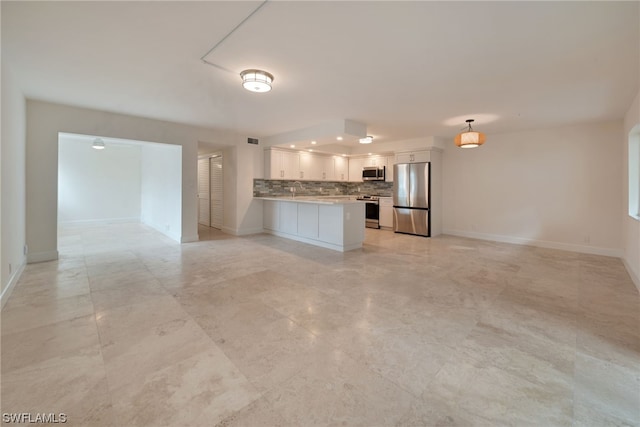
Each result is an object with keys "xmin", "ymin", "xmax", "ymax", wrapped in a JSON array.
[{"xmin": 255, "ymin": 196, "xmax": 365, "ymax": 252}]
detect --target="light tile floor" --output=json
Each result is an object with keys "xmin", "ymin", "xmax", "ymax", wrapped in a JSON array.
[{"xmin": 2, "ymin": 222, "xmax": 639, "ymax": 426}]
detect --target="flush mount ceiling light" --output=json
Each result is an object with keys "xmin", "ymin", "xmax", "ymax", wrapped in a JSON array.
[
  {"xmin": 92, "ymin": 138, "xmax": 105, "ymax": 150},
  {"xmin": 454, "ymin": 119, "xmax": 486, "ymax": 148},
  {"xmin": 359, "ymin": 136, "xmax": 373, "ymax": 144},
  {"xmin": 240, "ymin": 69, "xmax": 274, "ymax": 93}
]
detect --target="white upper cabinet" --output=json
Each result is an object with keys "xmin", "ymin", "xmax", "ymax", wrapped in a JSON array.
[
  {"xmin": 265, "ymin": 148, "xmax": 339, "ymax": 181},
  {"xmin": 386, "ymin": 155, "xmax": 395, "ymax": 182},
  {"xmin": 363, "ymin": 155, "xmax": 386, "ymax": 167},
  {"xmin": 348, "ymin": 157, "xmax": 365, "ymax": 182},
  {"xmin": 265, "ymin": 149, "xmax": 300, "ymax": 180},
  {"xmin": 319, "ymin": 156, "xmax": 335, "ymax": 180},
  {"xmin": 333, "ymin": 156, "xmax": 348, "ymax": 181},
  {"xmin": 298, "ymin": 151, "xmax": 320, "ymax": 180},
  {"xmin": 396, "ymin": 150, "xmax": 431, "ymax": 164}
]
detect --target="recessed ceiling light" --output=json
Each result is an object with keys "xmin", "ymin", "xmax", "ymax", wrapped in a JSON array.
[
  {"xmin": 368, "ymin": 152, "xmax": 372, "ymax": 155},
  {"xmin": 311, "ymin": 141, "xmax": 317, "ymax": 145},
  {"xmin": 342, "ymin": 154, "xmax": 346, "ymax": 157},
  {"xmin": 240, "ymin": 69, "xmax": 274, "ymax": 93},
  {"xmin": 309, "ymin": 149, "xmax": 313, "ymax": 152},
  {"xmin": 336, "ymin": 136, "xmax": 343, "ymax": 141},
  {"xmin": 290, "ymin": 144, "xmax": 295, "ymax": 148},
  {"xmin": 359, "ymin": 136, "xmax": 373, "ymax": 144},
  {"xmin": 92, "ymin": 138, "xmax": 105, "ymax": 150}
]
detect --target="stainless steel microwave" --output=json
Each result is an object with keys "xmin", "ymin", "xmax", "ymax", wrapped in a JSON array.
[{"xmin": 362, "ymin": 166, "xmax": 385, "ymax": 181}]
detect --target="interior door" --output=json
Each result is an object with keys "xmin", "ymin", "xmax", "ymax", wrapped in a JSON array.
[
  {"xmin": 197, "ymin": 158, "xmax": 210, "ymax": 226},
  {"xmin": 210, "ymin": 155, "xmax": 223, "ymax": 229}
]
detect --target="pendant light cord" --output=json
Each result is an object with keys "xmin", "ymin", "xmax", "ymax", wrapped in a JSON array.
[{"xmin": 200, "ymin": 0, "xmax": 269, "ymax": 72}]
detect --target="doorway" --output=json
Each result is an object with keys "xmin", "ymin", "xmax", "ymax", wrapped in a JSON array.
[
  {"xmin": 57, "ymin": 132, "xmax": 183, "ymax": 244},
  {"xmin": 198, "ymin": 155, "xmax": 223, "ymax": 230}
]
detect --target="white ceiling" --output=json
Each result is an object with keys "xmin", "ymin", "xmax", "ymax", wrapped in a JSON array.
[{"xmin": 3, "ymin": 1, "xmax": 638, "ymax": 152}]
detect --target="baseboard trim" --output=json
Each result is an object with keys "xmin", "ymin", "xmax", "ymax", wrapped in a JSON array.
[
  {"xmin": 140, "ymin": 220, "xmax": 181, "ymax": 243},
  {"xmin": 27, "ymin": 250, "xmax": 59, "ymax": 264},
  {"xmin": 1, "ymin": 262, "xmax": 26, "ymax": 310},
  {"xmin": 181, "ymin": 234, "xmax": 199, "ymax": 243},
  {"xmin": 59, "ymin": 217, "xmax": 140, "ymax": 226},
  {"xmin": 443, "ymin": 229, "xmax": 623, "ymax": 258},
  {"xmin": 222, "ymin": 226, "xmax": 264, "ymax": 236},
  {"xmin": 622, "ymin": 257, "xmax": 640, "ymax": 293}
]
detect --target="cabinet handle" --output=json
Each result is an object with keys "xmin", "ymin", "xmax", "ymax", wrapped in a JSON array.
[
  {"xmin": 280, "ymin": 170, "xmax": 284, "ymax": 178},
  {"xmin": 300, "ymin": 171, "xmax": 303, "ymax": 179},
  {"xmin": 322, "ymin": 172, "xmax": 326, "ymax": 180}
]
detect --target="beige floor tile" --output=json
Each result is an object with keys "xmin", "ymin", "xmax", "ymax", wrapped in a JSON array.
[
  {"xmin": 1, "ymin": 348, "xmax": 115, "ymax": 427},
  {"xmin": 2, "ymin": 314, "xmax": 101, "ymax": 373},
  {"xmin": 1, "ymin": 293, "xmax": 95, "ymax": 334},
  {"xmin": 214, "ymin": 396, "xmax": 288, "ymax": 427},
  {"xmin": 90, "ymin": 278, "xmax": 167, "ymax": 312},
  {"xmin": 264, "ymin": 348, "xmax": 415, "ymax": 426},
  {"xmin": 2, "ymin": 223, "xmax": 638, "ymax": 426},
  {"xmin": 110, "ymin": 347, "xmax": 259, "ymax": 427},
  {"xmin": 100, "ymin": 316, "xmax": 214, "ymax": 392},
  {"xmin": 574, "ymin": 352, "xmax": 640, "ymax": 425},
  {"xmin": 217, "ymin": 317, "xmax": 326, "ymax": 392}
]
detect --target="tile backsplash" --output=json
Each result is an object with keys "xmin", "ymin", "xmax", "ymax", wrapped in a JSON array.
[{"xmin": 253, "ymin": 179, "xmax": 393, "ymax": 197}]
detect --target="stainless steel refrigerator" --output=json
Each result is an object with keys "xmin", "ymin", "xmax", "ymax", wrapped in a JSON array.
[{"xmin": 393, "ymin": 162, "xmax": 430, "ymax": 237}]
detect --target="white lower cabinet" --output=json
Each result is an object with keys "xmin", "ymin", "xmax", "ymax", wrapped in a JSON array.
[
  {"xmin": 260, "ymin": 198, "xmax": 365, "ymax": 252},
  {"xmin": 280, "ymin": 202, "xmax": 298, "ymax": 235},
  {"xmin": 297, "ymin": 203, "xmax": 319, "ymax": 238},
  {"xmin": 379, "ymin": 197, "xmax": 393, "ymax": 228},
  {"xmin": 263, "ymin": 201, "xmax": 279, "ymax": 230},
  {"xmin": 318, "ymin": 205, "xmax": 343, "ymax": 245}
]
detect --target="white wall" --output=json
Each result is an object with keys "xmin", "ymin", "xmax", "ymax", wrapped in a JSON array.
[
  {"xmin": 58, "ymin": 136, "xmax": 141, "ymax": 224},
  {"xmin": 623, "ymin": 91, "xmax": 640, "ymax": 290},
  {"xmin": 24, "ymin": 100, "xmax": 247, "ymax": 262},
  {"xmin": 234, "ymin": 143, "xmax": 264, "ymax": 235},
  {"xmin": 443, "ymin": 121, "xmax": 623, "ymax": 256},
  {"xmin": 141, "ymin": 143, "xmax": 182, "ymax": 241},
  {"xmin": 1, "ymin": 64, "xmax": 26, "ymax": 306}
]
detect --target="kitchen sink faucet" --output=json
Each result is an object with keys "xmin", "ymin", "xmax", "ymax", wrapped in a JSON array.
[{"xmin": 291, "ymin": 181, "xmax": 304, "ymax": 197}]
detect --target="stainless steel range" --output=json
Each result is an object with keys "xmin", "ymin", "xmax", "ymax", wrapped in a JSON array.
[{"xmin": 356, "ymin": 195, "xmax": 380, "ymax": 229}]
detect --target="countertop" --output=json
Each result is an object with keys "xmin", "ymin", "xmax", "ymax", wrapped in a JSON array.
[{"xmin": 254, "ymin": 195, "xmax": 364, "ymax": 205}]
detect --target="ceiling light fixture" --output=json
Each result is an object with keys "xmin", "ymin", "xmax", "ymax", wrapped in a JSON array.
[
  {"xmin": 336, "ymin": 136, "xmax": 343, "ymax": 141},
  {"xmin": 359, "ymin": 136, "xmax": 373, "ymax": 144},
  {"xmin": 311, "ymin": 141, "xmax": 317, "ymax": 145},
  {"xmin": 454, "ymin": 119, "xmax": 486, "ymax": 148},
  {"xmin": 240, "ymin": 69, "xmax": 274, "ymax": 93},
  {"xmin": 92, "ymin": 138, "xmax": 105, "ymax": 150}
]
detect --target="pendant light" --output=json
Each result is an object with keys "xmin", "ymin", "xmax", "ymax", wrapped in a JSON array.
[
  {"xmin": 240, "ymin": 69, "xmax": 274, "ymax": 93},
  {"xmin": 454, "ymin": 119, "xmax": 486, "ymax": 148},
  {"xmin": 92, "ymin": 138, "xmax": 105, "ymax": 150}
]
